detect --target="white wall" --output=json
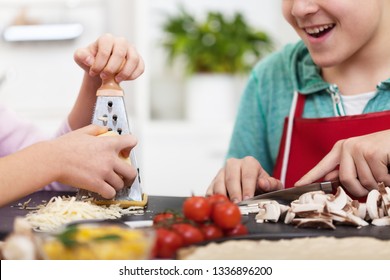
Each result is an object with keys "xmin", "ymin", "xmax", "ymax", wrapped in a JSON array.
[
  {"xmin": 147, "ymin": 0, "xmax": 299, "ymax": 120},
  {"xmin": 0, "ymin": 0, "xmax": 109, "ymax": 135},
  {"xmin": 0, "ymin": 0, "xmax": 299, "ymax": 197},
  {"xmin": 139, "ymin": 0, "xmax": 300, "ymax": 196}
]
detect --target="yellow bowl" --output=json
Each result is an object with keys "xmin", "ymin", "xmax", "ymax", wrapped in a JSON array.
[{"xmin": 43, "ymin": 223, "xmax": 155, "ymax": 260}]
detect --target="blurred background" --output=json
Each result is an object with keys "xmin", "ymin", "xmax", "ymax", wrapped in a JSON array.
[{"xmin": 0, "ymin": 0, "xmax": 299, "ymax": 196}]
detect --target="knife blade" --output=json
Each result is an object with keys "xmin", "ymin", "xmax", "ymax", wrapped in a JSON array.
[{"xmin": 237, "ymin": 180, "xmax": 340, "ymax": 206}]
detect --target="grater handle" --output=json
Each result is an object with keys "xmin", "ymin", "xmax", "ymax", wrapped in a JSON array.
[
  {"xmin": 96, "ymin": 75, "xmax": 124, "ymax": 97},
  {"xmin": 100, "ymin": 76, "xmax": 122, "ymax": 90},
  {"xmin": 97, "ymin": 60, "xmax": 126, "ymax": 95}
]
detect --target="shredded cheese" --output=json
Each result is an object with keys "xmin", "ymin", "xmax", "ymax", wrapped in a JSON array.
[{"xmin": 24, "ymin": 196, "xmax": 144, "ymax": 233}]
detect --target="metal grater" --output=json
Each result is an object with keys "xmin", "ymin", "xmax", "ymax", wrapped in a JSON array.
[{"xmin": 77, "ymin": 77, "xmax": 143, "ymax": 202}]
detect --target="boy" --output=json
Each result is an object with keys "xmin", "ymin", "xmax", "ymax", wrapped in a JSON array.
[{"xmin": 207, "ymin": 0, "xmax": 390, "ymax": 201}]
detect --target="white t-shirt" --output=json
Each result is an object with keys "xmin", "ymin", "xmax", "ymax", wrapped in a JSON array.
[{"xmin": 340, "ymin": 91, "xmax": 376, "ymax": 115}]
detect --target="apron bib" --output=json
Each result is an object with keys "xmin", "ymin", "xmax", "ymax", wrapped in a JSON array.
[{"xmin": 273, "ymin": 92, "xmax": 390, "ymax": 192}]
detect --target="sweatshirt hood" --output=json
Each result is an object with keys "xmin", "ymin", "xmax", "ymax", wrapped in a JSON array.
[{"xmin": 283, "ymin": 41, "xmax": 330, "ymax": 94}]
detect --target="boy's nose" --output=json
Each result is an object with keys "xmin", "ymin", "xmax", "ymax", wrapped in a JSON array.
[{"xmin": 291, "ymin": 0, "xmax": 319, "ymax": 18}]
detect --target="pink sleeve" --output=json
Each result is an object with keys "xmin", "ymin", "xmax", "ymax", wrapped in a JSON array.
[
  {"xmin": 0, "ymin": 104, "xmax": 76, "ymax": 192},
  {"xmin": 0, "ymin": 105, "xmax": 49, "ymax": 157},
  {"xmin": 43, "ymin": 120, "xmax": 77, "ymax": 192}
]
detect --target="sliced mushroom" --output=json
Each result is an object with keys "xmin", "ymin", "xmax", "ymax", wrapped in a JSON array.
[
  {"xmin": 378, "ymin": 182, "xmax": 387, "ymax": 195},
  {"xmin": 298, "ymin": 192, "xmax": 313, "ymax": 204},
  {"xmin": 345, "ymin": 213, "xmax": 369, "ymax": 227},
  {"xmin": 250, "ymin": 183, "xmax": 390, "ymax": 228},
  {"xmin": 366, "ymin": 189, "xmax": 381, "ymax": 220},
  {"xmin": 312, "ymin": 192, "xmax": 328, "ymax": 205},
  {"xmin": 351, "ymin": 200, "xmax": 367, "ymax": 220},
  {"xmin": 376, "ymin": 182, "xmax": 390, "ymax": 217},
  {"xmin": 290, "ymin": 203, "xmax": 324, "ymax": 215},
  {"xmin": 292, "ymin": 218, "xmax": 336, "ymax": 230},
  {"xmin": 380, "ymin": 191, "xmax": 390, "ymax": 216},
  {"xmin": 284, "ymin": 209, "xmax": 295, "ymax": 224},
  {"xmin": 255, "ymin": 201, "xmax": 281, "ymax": 223},
  {"xmin": 329, "ymin": 209, "xmax": 348, "ymax": 223},
  {"xmin": 239, "ymin": 205, "xmax": 261, "ymax": 215},
  {"xmin": 372, "ymin": 216, "xmax": 390, "ymax": 226},
  {"xmin": 263, "ymin": 201, "xmax": 281, "ymax": 222},
  {"xmin": 279, "ymin": 204, "xmax": 290, "ymax": 214},
  {"xmin": 326, "ymin": 187, "xmax": 348, "ymax": 212}
]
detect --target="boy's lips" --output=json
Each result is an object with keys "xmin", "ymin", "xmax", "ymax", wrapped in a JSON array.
[{"xmin": 303, "ymin": 23, "xmax": 335, "ymax": 39}]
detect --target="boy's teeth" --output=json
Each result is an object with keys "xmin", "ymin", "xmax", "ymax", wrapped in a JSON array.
[{"xmin": 305, "ymin": 24, "xmax": 334, "ymax": 34}]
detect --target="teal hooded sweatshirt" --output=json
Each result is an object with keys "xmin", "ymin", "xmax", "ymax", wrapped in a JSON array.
[{"xmin": 226, "ymin": 40, "xmax": 390, "ymax": 175}]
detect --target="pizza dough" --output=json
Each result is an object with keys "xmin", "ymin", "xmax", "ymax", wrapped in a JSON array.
[{"xmin": 178, "ymin": 237, "xmax": 390, "ymax": 260}]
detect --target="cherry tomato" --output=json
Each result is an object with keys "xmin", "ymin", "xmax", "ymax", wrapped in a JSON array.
[
  {"xmin": 172, "ymin": 223, "xmax": 205, "ymax": 246},
  {"xmin": 183, "ymin": 196, "xmax": 211, "ymax": 222},
  {"xmin": 153, "ymin": 212, "xmax": 175, "ymax": 225},
  {"xmin": 211, "ymin": 201, "xmax": 241, "ymax": 229},
  {"xmin": 155, "ymin": 228, "xmax": 184, "ymax": 259},
  {"xmin": 200, "ymin": 223, "xmax": 224, "ymax": 240},
  {"xmin": 207, "ymin": 193, "xmax": 229, "ymax": 207},
  {"xmin": 225, "ymin": 223, "xmax": 248, "ymax": 237}
]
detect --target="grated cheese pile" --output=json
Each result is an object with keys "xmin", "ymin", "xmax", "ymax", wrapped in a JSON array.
[{"xmin": 24, "ymin": 196, "xmax": 144, "ymax": 233}]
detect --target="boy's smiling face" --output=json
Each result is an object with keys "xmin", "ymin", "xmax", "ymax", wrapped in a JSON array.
[{"xmin": 282, "ymin": 0, "xmax": 386, "ymax": 68}]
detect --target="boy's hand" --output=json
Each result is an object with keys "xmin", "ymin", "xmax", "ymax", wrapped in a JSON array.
[
  {"xmin": 206, "ymin": 156, "xmax": 283, "ymax": 202},
  {"xmin": 296, "ymin": 130, "xmax": 390, "ymax": 197}
]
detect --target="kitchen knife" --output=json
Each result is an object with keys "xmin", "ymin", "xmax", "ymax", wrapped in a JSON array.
[{"xmin": 237, "ymin": 180, "xmax": 340, "ymax": 206}]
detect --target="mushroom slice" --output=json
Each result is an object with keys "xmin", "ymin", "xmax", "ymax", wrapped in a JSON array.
[
  {"xmin": 351, "ymin": 200, "xmax": 367, "ymax": 220},
  {"xmin": 239, "ymin": 205, "xmax": 260, "ymax": 215},
  {"xmin": 329, "ymin": 209, "xmax": 348, "ymax": 223},
  {"xmin": 255, "ymin": 201, "xmax": 281, "ymax": 223},
  {"xmin": 326, "ymin": 187, "xmax": 348, "ymax": 212},
  {"xmin": 376, "ymin": 182, "xmax": 390, "ymax": 216},
  {"xmin": 378, "ymin": 182, "xmax": 387, "ymax": 195},
  {"xmin": 292, "ymin": 218, "xmax": 336, "ymax": 230},
  {"xmin": 278, "ymin": 204, "xmax": 291, "ymax": 222},
  {"xmin": 372, "ymin": 216, "xmax": 390, "ymax": 226},
  {"xmin": 380, "ymin": 192, "xmax": 390, "ymax": 217},
  {"xmin": 344, "ymin": 213, "xmax": 369, "ymax": 227},
  {"xmin": 284, "ymin": 209, "xmax": 295, "ymax": 224},
  {"xmin": 298, "ymin": 191, "xmax": 324, "ymax": 204},
  {"xmin": 312, "ymin": 192, "xmax": 328, "ymax": 205},
  {"xmin": 279, "ymin": 204, "xmax": 290, "ymax": 214},
  {"xmin": 366, "ymin": 189, "xmax": 381, "ymax": 220},
  {"xmin": 263, "ymin": 201, "xmax": 281, "ymax": 222},
  {"xmin": 291, "ymin": 203, "xmax": 324, "ymax": 216},
  {"xmin": 255, "ymin": 208, "xmax": 267, "ymax": 223}
]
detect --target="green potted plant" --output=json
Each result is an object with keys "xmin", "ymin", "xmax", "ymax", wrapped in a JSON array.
[
  {"xmin": 162, "ymin": 8, "xmax": 274, "ymax": 74},
  {"xmin": 161, "ymin": 8, "xmax": 274, "ymax": 122}
]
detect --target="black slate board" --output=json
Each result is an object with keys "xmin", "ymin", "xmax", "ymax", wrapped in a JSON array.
[{"xmin": 1, "ymin": 191, "xmax": 389, "ymax": 241}]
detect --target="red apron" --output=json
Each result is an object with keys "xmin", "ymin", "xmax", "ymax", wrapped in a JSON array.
[{"xmin": 273, "ymin": 92, "xmax": 390, "ymax": 194}]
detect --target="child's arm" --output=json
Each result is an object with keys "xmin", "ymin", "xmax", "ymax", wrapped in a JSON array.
[
  {"xmin": 68, "ymin": 33, "xmax": 145, "ymax": 130},
  {"xmin": 0, "ymin": 124, "xmax": 137, "ymax": 207}
]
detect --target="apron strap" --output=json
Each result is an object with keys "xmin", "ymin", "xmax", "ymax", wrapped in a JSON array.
[
  {"xmin": 295, "ymin": 93, "xmax": 306, "ymax": 117},
  {"xmin": 280, "ymin": 91, "xmax": 302, "ymax": 185}
]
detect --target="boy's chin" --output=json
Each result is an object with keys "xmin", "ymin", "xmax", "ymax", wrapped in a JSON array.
[{"xmin": 309, "ymin": 53, "xmax": 342, "ymax": 68}]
